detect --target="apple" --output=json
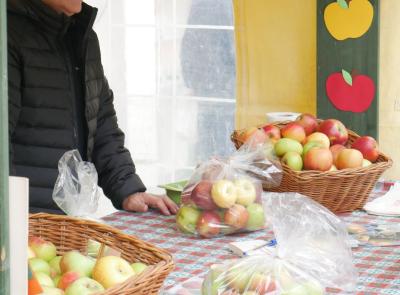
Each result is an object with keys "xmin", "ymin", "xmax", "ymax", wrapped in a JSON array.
[
  {"xmin": 191, "ymin": 181, "xmax": 218, "ymax": 210},
  {"xmin": 28, "ymin": 246, "xmax": 36, "ymax": 259},
  {"xmin": 248, "ymin": 273, "xmax": 276, "ymax": 293},
  {"xmin": 196, "ymin": 211, "xmax": 221, "ymax": 238},
  {"xmin": 281, "ymin": 151, "xmax": 303, "ymax": 171},
  {"xmin": 329, "ymin": 165, "xmax": 338, "ymax": 171},
  {"xmin": 92, "ymin": 256, "xmax": 134, "ymax": 289},
  {"xmin": 53, "ymin": 275, "xmax": 61, "ymax": 287},
  {"xmin": 227, "ymin": 267, "xmax": 252, "ymax": 292},
  {"xmin": 131, "ymin": 262, "xmax": 148, "ymax": 275},
  {"xmin": 224, "ymin": 204, "xmax": 249, "ymax": 229},
  {"xmin": 326, "ymin": 71, "xmax": 375, "ymax": 113},
  {"xmin": 246, "ymin": 203, "xmax": 265, "ymax": 230},
  {"xmin": 65, "ymin": 277, "xmax": 104, "ymax": 295},
  {"xmin": 202, "ymin": 264, "xmax": 226, "ymax": 295},
  {"xmin": 351, "ymin": 136, "xmax": 379, "ymax": 162},
  {"xmin": 262, "ymin": 124, "xmax": 281, "ymax": 142},
  {"xmin": 362, "ymin": 159, "xmax": 372, "ymax": 167},
  {"xmin": 318, "ymin": 119, "xmax": 348, "ymax": 145},
  {"xmin": 29, "ymin": 236, "xmax": 57, "ymax": 262},
  {"xmin": 281, "ymin": 122, "xmax": 306, "ymax": 143},
  {"xmin": 274, "ymin": 138, "xmax": 303, "ymax": 157},
  {"xmin": 296, "ymin": 113, "xmax": 318, "ymax": 135},
  {"xmin": 302, "ymin": 141, "xmax": 325, "ymax": 159},
  {"xmin": 303, "ymin": 148, "xmax": 333, "ymax": 171},
  {"xmin": 60, "ymin": 251, "xmax": 95, "ymax": 277},
  {"xmin": 336, "ymin": 148, "xmax": 363, "ymax": 170},
  {"xmin": 234, "ymin": 178, "xmax": 256, "ymax": 206},
  {"xmin": 211, "ymin": 179, "xmax": 237, "ymax": 208},
  {"xmin": 176, "ymin": 206, "xmax": 201, "ymax": 234},
  {"xmin": 305, "ymin": 132, "xmax": 330, "ymax": 149},
  {"xmin": 57, "ymin": 272, "xmax": 81, "ymax": 290},
  {"xmin": 86, "ymin": 240, "xmax": 109, "ymax": 258},
  {"xmin": 29, "ymin": 258, "xmax": 51, "ymax": 275},
  {"xmin": 330, "ymin": 144, "xmax": 346, "ymax": 166},
  {"xmin": 49, "ymin": 256, "xmax": 62, "ymax": 278},
  {"xmin": 40, "ymin": 286, "xmax": 65, "ymax": 295},
  {"xmin": 282, "ymin": 281, "xmax": 323, "ymax": 295},
  {"xmin": 35, "ymin": 272, "xmax": 55, "ymax": 288},
  {"xmin": 324, "ymin": 0, "xmax": 373, "ymax": 41},
  {"xmin": 240, "ymin": 127, "xmax": 267, "ymax": 147}
]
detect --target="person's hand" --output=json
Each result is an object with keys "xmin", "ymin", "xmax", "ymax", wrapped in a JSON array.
[{"xmin": 122, "ymin": 192, "xmax": 179, "ymax": 215}]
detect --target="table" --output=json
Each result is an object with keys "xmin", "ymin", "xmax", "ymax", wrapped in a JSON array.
[{"xmin": 103, "ymin": 183, "xmax": 400, "ymax": 295}]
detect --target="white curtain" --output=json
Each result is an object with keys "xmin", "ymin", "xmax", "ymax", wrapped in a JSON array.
[{"xmin": 86, "ymin": 0, "xmax": 236, "ymax": 193}]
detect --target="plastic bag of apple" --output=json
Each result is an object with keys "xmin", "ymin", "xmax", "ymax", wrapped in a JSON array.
[
  {"xmin": 176, "ymin": 140, "xmax": 282, "ymax": 238},
  {"xmin": 201, "ymin": 193, "xmax": 357, "ymax": 295},
  {"xmin": 28, "ymin": 237, "xmax": 149, "ymax": 294}
]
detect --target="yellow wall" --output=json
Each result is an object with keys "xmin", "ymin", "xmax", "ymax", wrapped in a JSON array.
[
  {"xmin": 378, "ymin": 0, "xmax": 399, "ymax": 179},
  {"xmin": 234, "ymin": 0, "xmax": 316, "ymax": 129}
]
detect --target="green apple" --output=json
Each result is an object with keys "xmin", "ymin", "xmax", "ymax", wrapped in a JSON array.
[
  {"xmin": 234, "ymin": 178, "xmax": 257, "ymax": 206},
  {"xmin": 362, "ymin": 159, "xmax": 372, "ymax": 167},
  {"xmin": 302, "ymin": 141, "xmax": 324, "ymax": 158},
  {"xmin": 49, "ymin": 256, "xmax": 62, "ymax": 277},
  {"xmin": 86, "ymin": 239, "xmax": 109, "ymax": 258},
  {"xmin": 201, "ymin": 266, "xmax": 225, "ymax": 295},
  {"xmin": 176, "ymin": 206, "xmax": 201, "ymax": 234},
  {"xmin": 60, "ymin": 251, "xmax": 96, "ymax": 277},
  {"xmin": 92, "ymin": 256, "xmax": 134, "ymax": 289},
  {"xmin": 131, "ymin": 262, "xmax": 148, "ymax": 275},
  {"xmin": 274, "ymin": 138, "xmax": 303, "ymax": 157},
  {"xmin": 40, "ymin": 286, "xmax": 65, "ymax": 295},
  {"xmin": 246, "ymin": 203, "xmax": 265, "ymax": 230},
  {"xmin": 53, "ymin": 274, "xmax": 61, "ymax": 287},
  {"xmin": 282, "ymin": 281, "xmax": 323, "ymax": 295},
  {"xmin": 35, "ymin": 272, "xmax": 55, "ymax": 287},
  {"xmin": 282, "ymin": 151, "xmax": 303, "ymax": 171},
  {"xmin": 29, "ymin": 237, "xmax": 57, "ymax": 262},
  {"xmin": 65, "ymin": 277, "xmax": 104, "ymax": 295},
  {"xmin": 29, "ymin": 258, "xmax": 51, "ymax": 275}
]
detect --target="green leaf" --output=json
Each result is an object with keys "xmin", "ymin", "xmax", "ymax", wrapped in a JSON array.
[
  {"xmin": 342, "ymin": 69, "xmax": 353, "ymax": 86},
  {"xmin": 337, "ymin": 0, "xmax": 349, "ymax": 9}
]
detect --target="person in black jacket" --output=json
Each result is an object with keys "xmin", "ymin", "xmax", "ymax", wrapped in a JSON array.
[{"xmin": 7, "ymin": 0, "xmax": 178, "ymax": 215}]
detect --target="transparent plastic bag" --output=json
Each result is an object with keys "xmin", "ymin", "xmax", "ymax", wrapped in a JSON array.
[
  {"xmin": 202, "ymin": 192, "xmax": 357, "ymax": 294},
  {"xmin": 53, "ymin": 150, "xmax": 101, "ymax": 218},
  {"xmin": 176, "ymin": 140, "xmax": 282, "ymax": 238}
]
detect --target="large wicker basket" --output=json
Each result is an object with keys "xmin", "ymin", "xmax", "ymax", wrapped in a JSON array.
[
  {"xmin": 29, "ymin": 213, "xmax": 174, "ymax": 294},
  {"xmin": 231, "ymin": 122, "xmax": 393, "ymax": 213}
]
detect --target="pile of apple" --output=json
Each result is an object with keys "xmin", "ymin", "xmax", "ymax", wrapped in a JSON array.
[
  {"xmin": 176, "ymin": 177, "xmax": 266, "ymax": 238},
  {"xmin": 202, "ymin": 262, "xmax": 323, "ymax": 295},
  {"xmin": 239, "ymin": 113, "xmax": 380, "ymax": 172},
  {"xmin": 28, "ymin": 236, "xmax": 148, "ymax": 295}
]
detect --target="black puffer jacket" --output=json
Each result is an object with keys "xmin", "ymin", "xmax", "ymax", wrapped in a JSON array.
[{"xmin": 8, "ymin": 0, "xmax": 146, "ymax": 213}]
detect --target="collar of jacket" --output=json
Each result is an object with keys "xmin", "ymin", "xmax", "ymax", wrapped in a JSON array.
[{"xmin": 7, "ymin": 0, "xmax": 98, "ymax": 38}]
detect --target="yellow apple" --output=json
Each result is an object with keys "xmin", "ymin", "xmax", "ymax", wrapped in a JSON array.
[
  {"xmin": 92, "ymin": 256, "xmax": 134, "ymax": 289},
  {"xmin": 211, "ymin": 179, "xmax": 237, "ymax": 208}
]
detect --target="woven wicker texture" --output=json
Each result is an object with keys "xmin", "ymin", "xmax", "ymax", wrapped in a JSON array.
[
  {"xmin": 231, "ymin": 122, "xmax": 392, "ymax": 213},
  {"xmin": 29, "ymin": 213, "xmax": 174, "ymax": 294}
]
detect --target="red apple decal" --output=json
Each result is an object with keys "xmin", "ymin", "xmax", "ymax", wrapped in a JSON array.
[{"xmin": 326, "ymin": 69, "xmax": 375, "ymax": 113}]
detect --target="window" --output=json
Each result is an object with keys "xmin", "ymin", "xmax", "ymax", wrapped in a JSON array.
[{"xmin": 86, "ymin": 0, "xmax": 236, "ymax": 190}]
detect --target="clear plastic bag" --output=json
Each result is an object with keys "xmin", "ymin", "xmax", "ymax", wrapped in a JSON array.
[
  {"xmin": 202, "ymin": 192, "xmax": 357, "ymax": 294},
  {"xmin": 53, "ymin": 150, "xmax": 101, "ymax": 218},
  {"xmin": 176, "ymin": 140, "xmax": 282, "ymax": 238}
]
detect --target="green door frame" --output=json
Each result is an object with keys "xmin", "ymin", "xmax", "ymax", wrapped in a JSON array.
[{"xmin": 0, "ymin": 0, "xmax": 10, "ymax": 293}]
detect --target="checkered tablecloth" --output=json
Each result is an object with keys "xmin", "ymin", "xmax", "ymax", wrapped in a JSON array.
[{"xmin": 102, "ymin": 182, "xmax": 400, "ymax": 295}]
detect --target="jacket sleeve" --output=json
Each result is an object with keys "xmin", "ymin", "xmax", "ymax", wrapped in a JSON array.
[
  {"xmin": 92, "ymin": 77, "xmax": 146, "ymax": 209},
  {"xmin": 8, "ymin": 42, "xmax": 22, "ymax": 175}
]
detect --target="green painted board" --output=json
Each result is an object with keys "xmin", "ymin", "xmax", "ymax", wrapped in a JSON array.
[
  {"xmin": 317, "ymin": 0, "xmax": 379, "ymax": 138},
  {"xmin": 0, "ymin": 0, "xmax": 10, "ymax": 293}
]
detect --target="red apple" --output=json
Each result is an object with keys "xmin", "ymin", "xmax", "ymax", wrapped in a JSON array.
[
  {"xmin": 336, "ymin": 148, "xmax": 363, "ymax": 170},
  {"xmin": 326, "ymin": 71, "xmax": 375, "ymax": 113},
  {"xmin": 296, "ymin": 113, "xmax": 318, "ymax": 135},
  {"xmin": 303, "ymin": 148, "xmax": 333, "ymax": 171},
  {"xmin": 262, "ymin": 124, "xmax": 281, "ymax": 142},
  {"xmin": 305, "ymin": 132, "xmax": 330, "ymax": 149},
  {"xmin": 281, "ymin": 122, "xmax": 306, "ymax": 143},
  {"xmin": 351, "ymin": 136, "xmax": 379, "ymax": 162},
  {"xmin": 240, "ymin": 127, "xmax": 267, "ymax": 147},
  {"xmin": 191, "ymin": 181, "xmax": 218, "ymax": 210},
  {"xmin": 318, "ymin": 119, "xmax": 348, "ymax": 145},
  {"xmin": 224, "ymin": 204, "xmax": 249, "ymax": 229},
  {"xmin": 57, "ymin": 271, "xmax": 81, "ymax": 290},
  {"xmin": 330, "ymin": 144, "xmax": 346, "ymax": 166},
  {"xmin": 196, "ymin": 211, "xmax": 221, "ymax": 238}
]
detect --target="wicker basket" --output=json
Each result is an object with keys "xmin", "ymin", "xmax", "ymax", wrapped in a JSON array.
[
  {"xmin": 29, "ymin": 213, "xmax": 174, "ymax": 294},
  {"xmin": 231, "ymin": 122, "xmax": 393, "ymax": 213}
]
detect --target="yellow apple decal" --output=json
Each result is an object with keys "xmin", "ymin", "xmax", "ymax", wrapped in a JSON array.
[{"xmin": 324, "ymin": 0, "xmax": 374, "ymax": 40}]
